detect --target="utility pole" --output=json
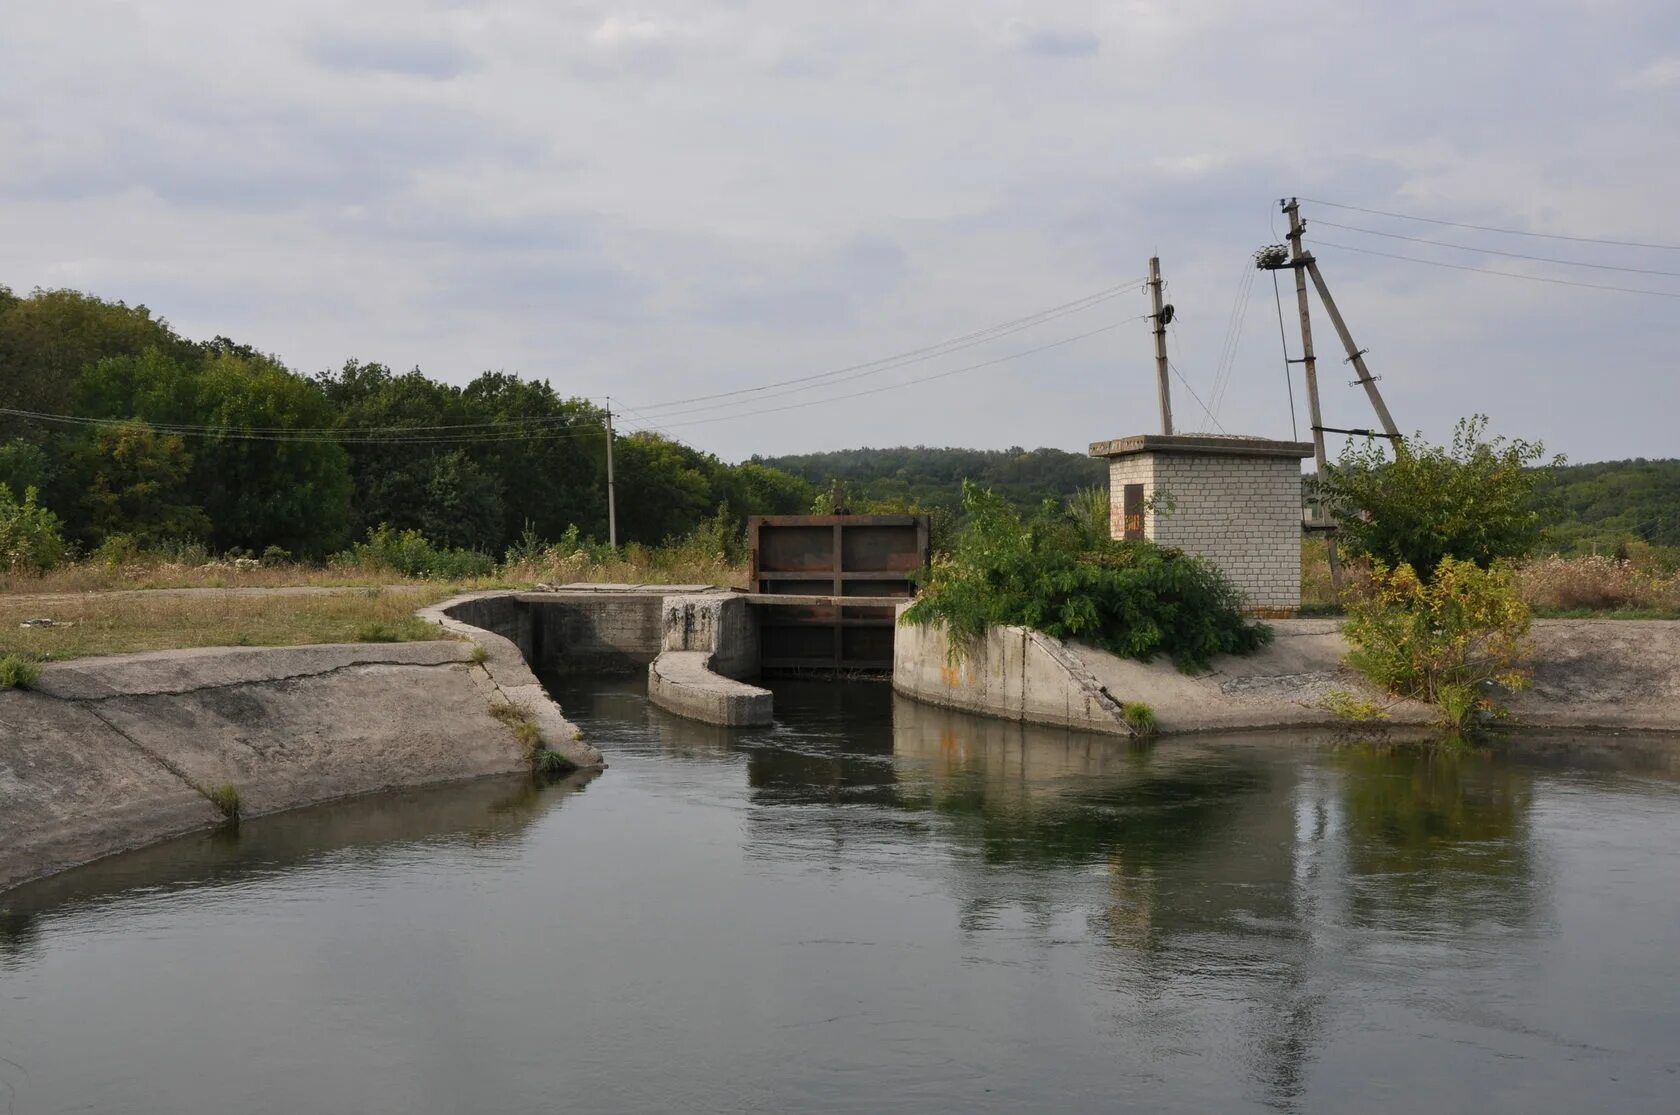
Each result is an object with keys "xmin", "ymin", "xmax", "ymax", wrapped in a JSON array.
[
  {"xmin": 1305, "ymin": 260, "xmax": 1401, "ymax": 440},
  {"xmin": 1282, "ymin": 198, "xmax": 1342, "ymax": 591},
  {"xmin": 604, "ymin": 400, "xmax": 618, "ymax": 549},
  {"xmin": 1148, "ymin": 256, "xmax": 1174, "ymax": 435}
]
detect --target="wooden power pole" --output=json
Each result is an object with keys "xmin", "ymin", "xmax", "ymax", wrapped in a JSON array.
[
  {"xmin": 605, "ymin": 401, "xmax": 618, "ymax": 549},
  {"xmin": 1148, "ymin": 256, "xmax": 1174, "ymax": 435},
  {"xmin": 1281, "ymin": 199, "xmax": 1342, "ymax": 590}
]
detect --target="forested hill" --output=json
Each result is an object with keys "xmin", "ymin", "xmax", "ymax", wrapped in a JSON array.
[
  {"xmin": 1542, "ymin": 459, "xmax": 1680, "ymax": 551},
  {"xmin": 759, "ymin": 446, "xmax": 1680, "ymax": 553},
  {"xmin": 754, "ymin": 446, "xmax": 1107, "ymax": 512}
]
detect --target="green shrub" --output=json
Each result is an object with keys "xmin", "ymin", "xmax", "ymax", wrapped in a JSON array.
[
  {"xmin": 1121, "ymin": 701, "xmax": 1158, "ymax": 737},
  {"xmin": 0, "ymin": 484, "xmax": 69, "ymax": 572},
  {"xmin": 1323, "ymin": 415, "xmax": 1559, "ymax": 581},
  {"xmin": 1343, "ymin": 557, "xmax": 1534, "ymax": 735},
  {"xmin": 200, "ymin": 782, "xmax": 242, "ymax": 823},
  {"xmin": 0, "ymin": 654, "xmax": 42, "ymax": 690},
  {"xmin": 902, "ymin": 483, "xmax": 1270, "ymax": 672},
  {"xmin": 90, "ymin": 532, "xmax": 144, "ymax": 566},
  {"xmin": 336, "ymin": 525, "xmax": 496, "ymax": 580}
]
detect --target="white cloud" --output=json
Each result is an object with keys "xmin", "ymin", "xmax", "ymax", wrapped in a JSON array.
[
  {"xmin": 0, "ymin": 0, "xmax": 1676, "ymax": 461},
  {"xmin": 1625, "ymin": 55, "xmax": 1680, "ymax": 89}
]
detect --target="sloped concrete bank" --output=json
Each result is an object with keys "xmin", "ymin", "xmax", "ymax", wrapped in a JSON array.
[
  {"xmin": 896, "ymin": 614, "xmax": 1680, "ymax": 736},
  {"xmin": 1, "ymin": 596, "xmax": 604, "ymax": 895}
]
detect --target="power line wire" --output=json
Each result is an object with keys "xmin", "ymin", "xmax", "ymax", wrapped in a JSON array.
[
  {"xmin": 654, "ymin": 320, "xmax": 1137, "ymax": 430},
  {"xmin": 1310, "ymin": 219, "xmax": 1680, "ymax": 278},
  {"xmin": 1301, "ymin": 197, "xmax": 1680, "ymax": 251},
  {"xmin": 1166, "ymin": 359, "xmax": 1226, "ymax": 435},
  {"xmin": 0, "ymin": 317, "xmax": 1138, "ymax": 444},
  {"xmin": 1307, "ymin": 239, "xmax": 1680, "ymax": 300},
  {"xmin": 625, "ymin": 280, "xmax": 1143, "ymax": 413},
  {"xmin": 1270, "ymin": 272, "xmax": 1299, "ymax": 442},
  {"xmin": 0, "ymin": 406, "xmax": 611, "ymax": 446}
]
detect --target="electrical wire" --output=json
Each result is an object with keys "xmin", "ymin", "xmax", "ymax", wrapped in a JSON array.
[
  {"xmin": 0, "ymin": 406, "xmax": 610, "ymax": 446},
  {"xmin": 0, "ymin": 316, "xmax": 1139, "ymax": 444},
  {"xmin": 1310, "ymin": 219, "xmax": 1680, "ymax": 279},
  {"xmin": 626, "ymin": 280, "xmax": 1144, "ymax": 414},
  {"xmin": 1166, "ymin": 358, "xmax": 1226, "ymax": 435},
  {"xmin": 1270, "ymin": 272, "xmax": 1299, "ymax": 442},
  {"xmin": 652, "ymin": 320, "xmax": 1138, "ymax": 430},
  {"xmin": 1306, "ymin": 239, "xmax": 1680, "ymax": 299},
  {"xmin": 1300, "ymin": 198, "xmax": 1680, "ymax": 252}
]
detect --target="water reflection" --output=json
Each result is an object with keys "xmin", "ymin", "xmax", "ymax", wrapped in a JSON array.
[
  {"xmin": 7, "ymin": 676, "xmax": 1680, "ymax": 1114},
  {"xmin": 0, "ymin": 770, "xmax": 599, "ymax": 967}
]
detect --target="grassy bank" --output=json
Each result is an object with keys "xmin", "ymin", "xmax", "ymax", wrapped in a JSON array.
[
  {"xmin": 1301, "ymin": 539, "xmax": 1680, "ymax": 619},
  {"xmin": 0, "ymin": 586, "xmax": 459, "ymax": 662}
]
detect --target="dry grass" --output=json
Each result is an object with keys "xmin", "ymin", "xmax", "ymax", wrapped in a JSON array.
[
  {"xmin": 0, "ymin": 586, "xmax": 457, "ymax": 661},
  {"xmin": 1, "ymin": 552, "xmax": 747, "ymax": 595},
  {"xmin": 1301, "ymin": 542, "xmax": 1680, "ymax": 617},
  {"xmin": 499, "ymin": 549, "xmax": 747, "ymax": 589},
  {"xmin": 1515, "ymin": 554, "xmax": 1680, "ymax": 614}
]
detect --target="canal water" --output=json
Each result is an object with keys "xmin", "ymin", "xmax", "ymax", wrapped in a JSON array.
[{"xmin": 3, "ymin": 678, "xmax": 1679, "ymax": 1113}]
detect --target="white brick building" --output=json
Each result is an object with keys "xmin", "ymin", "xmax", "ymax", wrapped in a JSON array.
[{"xmin": 1089, "ymin": 434, "xmax": 1313, "ymax": 615}]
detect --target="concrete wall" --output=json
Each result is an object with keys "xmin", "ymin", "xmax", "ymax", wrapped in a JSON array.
[
  {"xmin": 647, "ymin": 594, "xmax": 773, "ymax": 726},
  {"xmin": 892, "ymin": 606, "xmax": 1135, "ymax": 736},
  {"xmin": 896, "ymin": 612, "xmax": 1680, "ymax": 737},
  {"xmin": 0, "ymin": 642, "xmax": 539, "ymax": 894},
  {"xmin": 1106, "ymin": 450, "xmax": 1304, "ymax": 613},
  {"xmin": 521, "ymin": 592, "xmax": 666, "ymax": 673}
]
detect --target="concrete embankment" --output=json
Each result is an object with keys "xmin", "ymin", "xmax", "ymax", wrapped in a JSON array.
[
  {"xmin": 2, "ymin": 594, "xmax": 608, "ymax": 894},
  {"xmin": 896, "ymin": 614, "xmax": 1680, "ymax": 736},
  {"xmin": 647, "ymin": 594, "xmax": 773, "ymax": 726}
]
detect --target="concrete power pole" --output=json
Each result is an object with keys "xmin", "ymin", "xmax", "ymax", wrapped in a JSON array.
[
  {"xmin": 604, "ymin": 401, "xmax": 618, "ymax": 549},
  {"xmin": 1282, "ymin": 198, "xmax": 1342, "ymax": 591},
  {"xmin": 1148, "ymin": 257, "xmax": 1174, "ymax": 435}
]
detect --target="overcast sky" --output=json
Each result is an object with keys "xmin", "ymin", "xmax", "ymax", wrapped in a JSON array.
[{"xmin": 4, "ymin": 1, "xmax": 1677, "ymax": 463}]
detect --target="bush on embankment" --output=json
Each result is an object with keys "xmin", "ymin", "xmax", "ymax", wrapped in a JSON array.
[
  {"xmin": 1343, "ymin": 558, "xmax": 1534, "ymax": 737},
  {"xmin": 901, "ymin": 484, "xmax": 1270, "ymax": 672}
]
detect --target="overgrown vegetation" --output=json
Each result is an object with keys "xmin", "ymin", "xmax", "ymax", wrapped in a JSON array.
[
  {"xmin": 0, "ymin": 484, "xmax": 68, "ymax": 572},
  {"xmin": 1342, "ymin": 558, "xmax": 1534, "ymax": 737},
  {"xmin": 199, "ymin": 782, "xmax": 242, "ymax": 823},
  {"xmin": 1323, "ymin": 415, "xmax": 1560, "ymax": 580},
  {"xmin": 902, "ymin": 484, "xmax": 1270, "ymax": 672},
  {"xmin": 490, "ymin": 700, "xmax": 574, "ymax": 778},
  {"xmin": 1120, "ymin": 701, "xmax": 1158, "ymax": 737},
  {"xmin": 0, "ymin": 653, "xmax": 41, "ymax": 690}
]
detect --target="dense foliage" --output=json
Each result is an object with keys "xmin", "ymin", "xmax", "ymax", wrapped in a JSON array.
[
  {"xmin": 757, "ymin": 445, "xmax": 1106, "ymax": 514},
  {"xmin": 1540, "ymin": 458, "xmax": 1680, "ymax": 553},
  {"xmin": 0, "ymin": 485, "xmax": 68, "ymax": 572},
  {"xmin": 902, "ymin": 484, "xmax": 1270, "ymax": 671},
  {"xmin": 1323, "ymin": 416, "xmax": 1559, "ymax": 580},
  {"xmin": 1343, "ymin": 558, "xmax": 1534, "ymax": 734},
  {"xmin": 0, "ymin": 286, "xmax": 815, "ymax": 563}
]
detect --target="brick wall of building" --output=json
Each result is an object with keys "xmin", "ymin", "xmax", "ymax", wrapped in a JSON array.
[{"xmin": 1107, "ymin": 452, "xmax": 1304, "ymax": 612}]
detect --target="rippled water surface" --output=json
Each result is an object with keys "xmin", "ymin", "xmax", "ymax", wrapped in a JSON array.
[{"xmin": 4, "ymin": 678, "xmax": 1680, "ymax": 1113}]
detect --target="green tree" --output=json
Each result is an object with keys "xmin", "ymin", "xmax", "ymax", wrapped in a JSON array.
[
  {"xmin": 614, "ymin": 433, "xmax": 718, "ymax": 545},
  {"xmin": 71, "ymin": 420, "xmax": 210, "ymax": 547},
  {"xmin": 0, "ymin": 288, "xmax": 192, "ymax": 421},
  {"xmin": 193, "ymin": 350, "xmax": 352, "ymax": 555},
  {"xmin": 1323, "ymin": 415, "xmax": 1560, "ymax": 580}
]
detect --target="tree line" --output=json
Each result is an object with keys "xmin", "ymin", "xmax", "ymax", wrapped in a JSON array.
[{"xmin": 0, "ymin": 286, "xmax": 815, "ymax": 559}]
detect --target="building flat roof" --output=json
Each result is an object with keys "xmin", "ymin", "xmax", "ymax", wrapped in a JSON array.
[{"xmin": 1089, "ymin": 433, "xmax": 1314, "ymax": 460}]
